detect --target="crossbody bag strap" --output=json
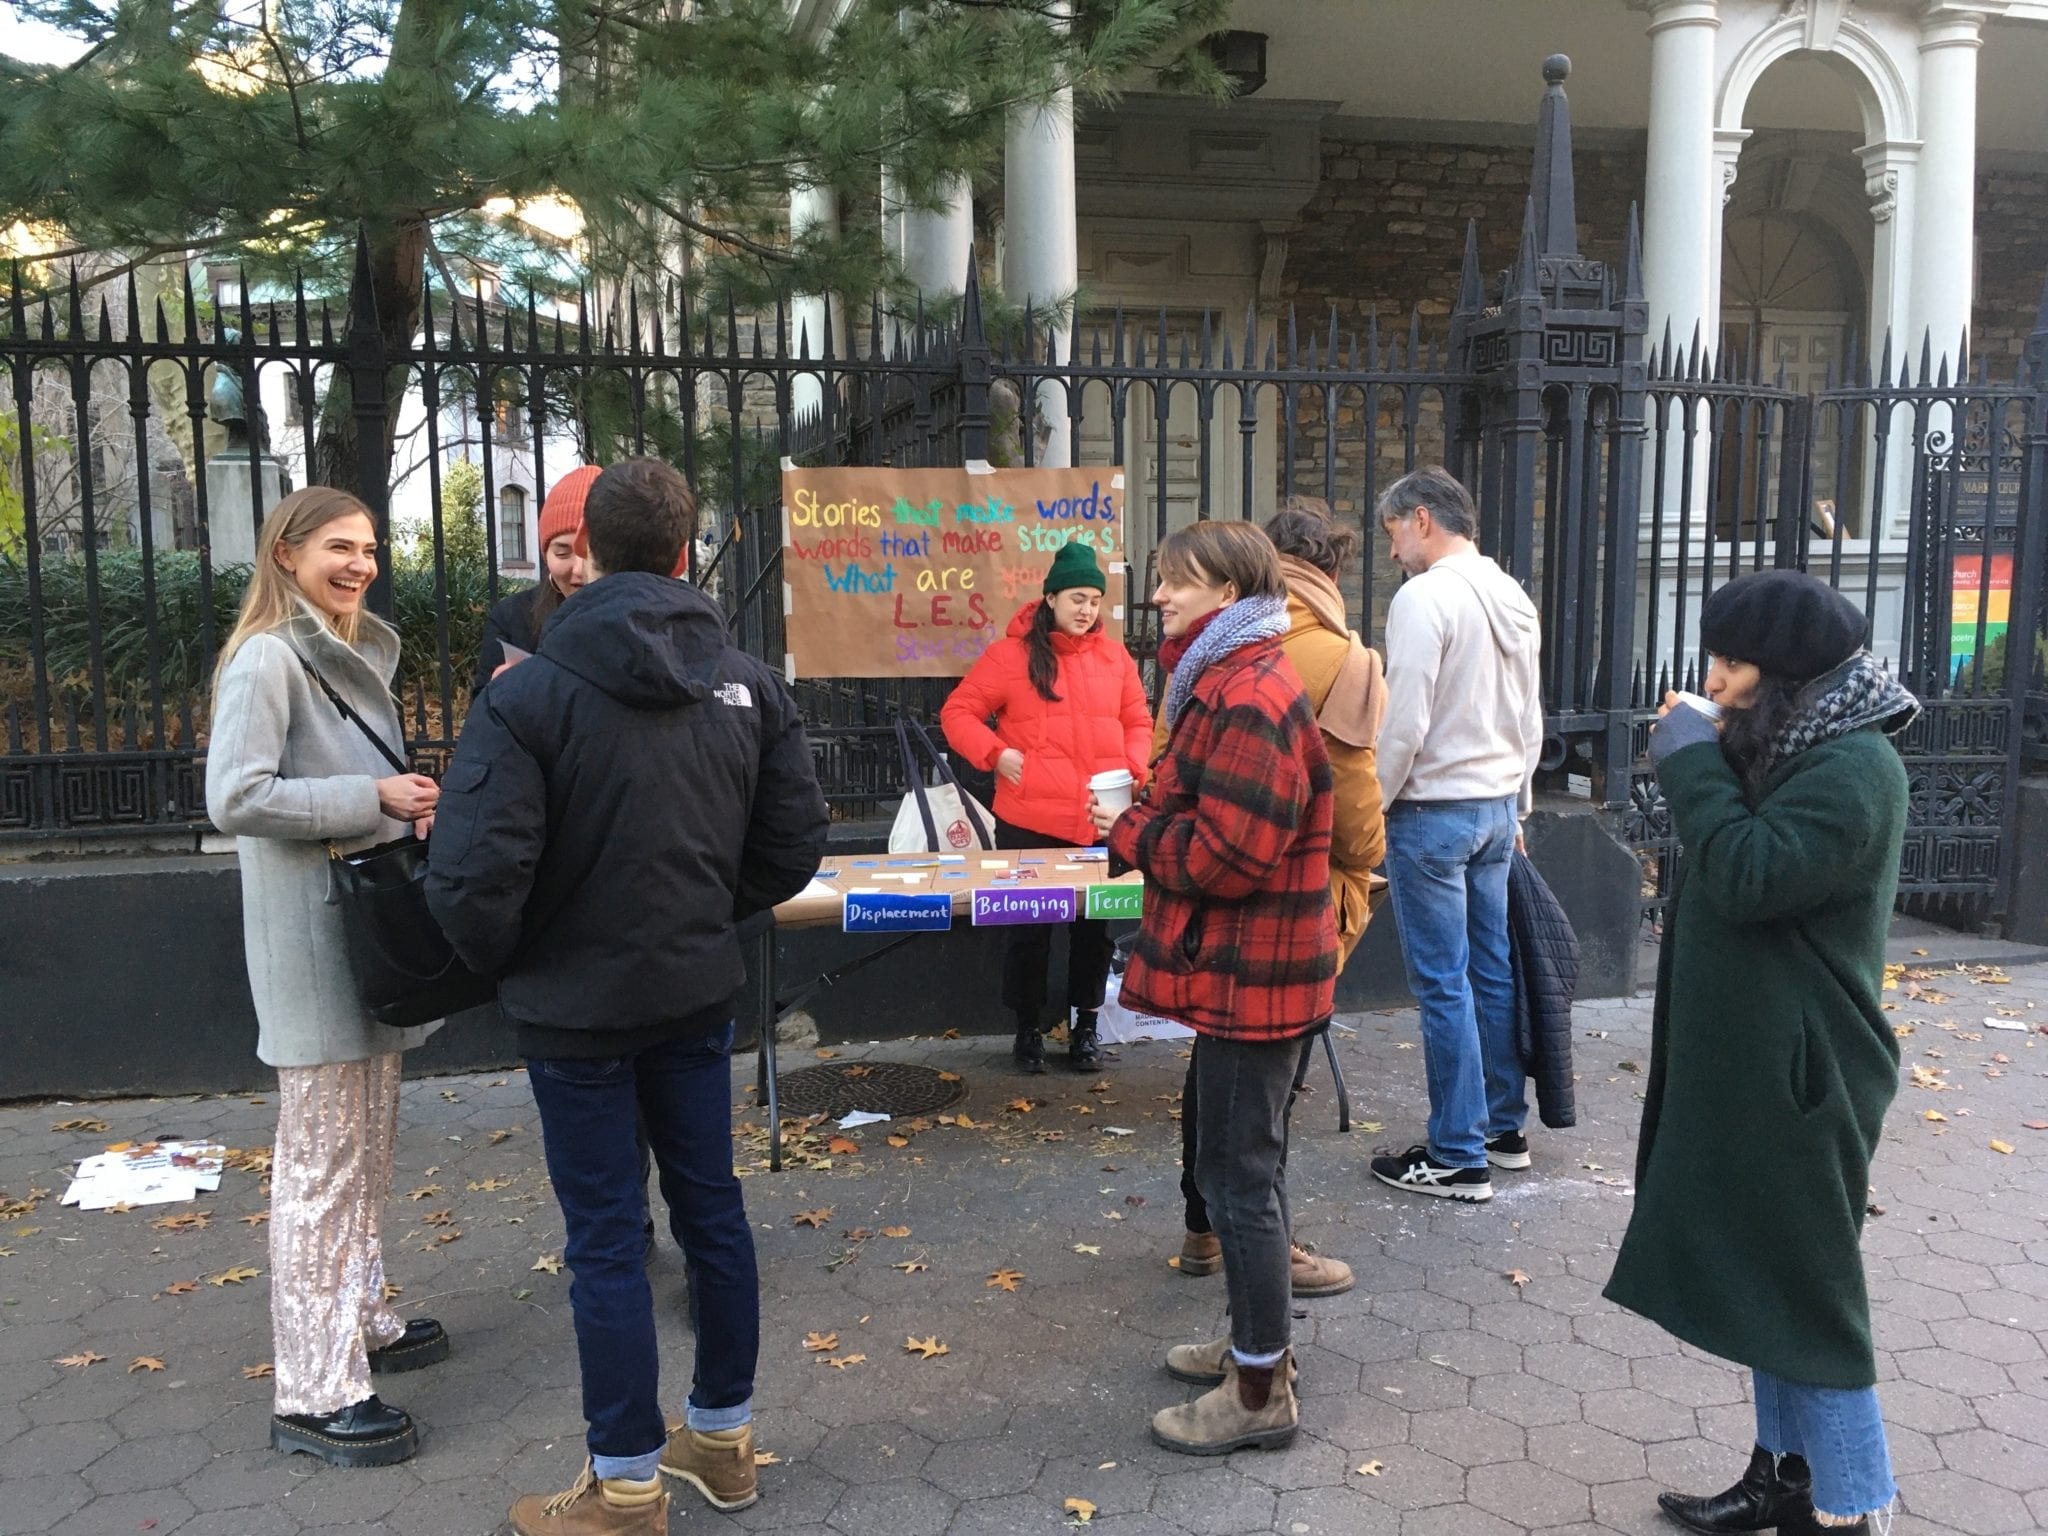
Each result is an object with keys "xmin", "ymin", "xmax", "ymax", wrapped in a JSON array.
[
  {"xmin": 895, "ymin": 716, "xmax": 941, "ymax": 851},
  {"xmin": 293, "ymin": 652, "xmax": 410, "ymax": 776},
  {"xmin": 906, "ymin": 717, "xmax": 994, "ymax": 850}
]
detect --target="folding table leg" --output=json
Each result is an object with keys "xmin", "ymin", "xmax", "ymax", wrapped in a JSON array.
[
  {"xmin": 756, "ymin": 930, "xmax": 782, "ymax": 1172},
  {"xmin": 1321, "ymin": 1027, "xmax": 1351, "ymax": 1133}
]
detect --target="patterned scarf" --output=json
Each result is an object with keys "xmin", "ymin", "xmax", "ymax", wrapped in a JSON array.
[
  {"xmin": 1773, "ymin": 650, "xmax": 1921, "ymax": 763},
  {"xmin": 1163, "ymin": 593, "xmax": 1291, "ymax": 728}
]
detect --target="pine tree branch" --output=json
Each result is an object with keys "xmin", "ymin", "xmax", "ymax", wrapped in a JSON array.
[
  {"xmin": 255, "ymin": 6, "xmax": 314, "ymax": 156},
  {"xmin": 642, "ymin": 194, "xmax": 794, "ymax": 266}
]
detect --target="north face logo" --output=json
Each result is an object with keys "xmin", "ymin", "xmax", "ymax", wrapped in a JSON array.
[{"xmin": 713, "ymin": 682, "xmax": 753, "ymax": 708}]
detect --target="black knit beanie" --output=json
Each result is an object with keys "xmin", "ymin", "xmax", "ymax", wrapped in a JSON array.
[{"xmin": 1698, "ymin": 569, "xmax": 1867, "ymax": 683}]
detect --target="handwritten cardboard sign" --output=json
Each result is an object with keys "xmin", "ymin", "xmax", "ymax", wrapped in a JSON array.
[
  {"xmin": 1084, "ymin": 883, "xmax": 1144, "ymax": 920},
  {"xmin": 781, "ymin": 466, "xmax": 1127, "ymax": 679},
  {"xmin": 971, "ymin": 886, "xmax": 1079, "ymax": 926}
]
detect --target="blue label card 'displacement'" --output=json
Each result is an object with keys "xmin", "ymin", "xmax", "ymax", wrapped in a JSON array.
[
  {"xmin": 842, "ymin": 890, "xmax": 954, "ymax": 934},
  {"xmin": 971, "ymin": 886, "xmax": 1079, "ymax": 926}
]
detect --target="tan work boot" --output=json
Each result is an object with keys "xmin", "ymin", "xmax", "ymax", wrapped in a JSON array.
[
  {"xmin": 1178, "ymin": 1230, "xmax": 1222, "ymax": 1276},
  {"xmin": 1290, "ymin": 1244, "xmax": 1355, "ymax": 1297},
  {"xmin": 1165, "ymin": 1337, "xmax": 1302, "ymax": 1389},
  {"xmin": 1152, "ymin": 1355, "xmax": 1298, "ymax": 1455},
  {"xmin": 507, "ymin": 1460, "xmax": 667, "ymax": 1536},
  {"xmin": 660, "ymin": 1420, "xmax": 759, "ymax": 1511}
]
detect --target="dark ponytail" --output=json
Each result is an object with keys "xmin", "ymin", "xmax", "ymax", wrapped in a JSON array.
[{"xmin": 1026, "ymin": 600, "xmax": 1063, "ymax": 703}]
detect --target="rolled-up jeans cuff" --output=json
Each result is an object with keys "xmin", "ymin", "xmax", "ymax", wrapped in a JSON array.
[
  {"xmin": 592, "ymin": 1448, "xmax": 663, "ymax": 1482},
  {"xmin": 686, "ymin": 1397, "xmax": 753, "ymax": 1432}
]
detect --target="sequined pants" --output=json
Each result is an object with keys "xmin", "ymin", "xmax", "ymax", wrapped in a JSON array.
[{"xmin": 270, "ymin": 1054, "xmax": 407, "ymax": 1416}]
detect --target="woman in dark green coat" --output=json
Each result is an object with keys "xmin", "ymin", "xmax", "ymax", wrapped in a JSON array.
[{"xmin": 1604, "ymin": 570, "xmax": 1918, "ymax": 1536}]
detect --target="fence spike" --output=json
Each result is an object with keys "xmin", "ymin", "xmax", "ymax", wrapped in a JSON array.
[
  {"xmin": 1178, "ymin": 329, "xmax": 1191, "ymax": 370},
  {"xmin": 1408, "ymin": 307, "xmax": 1422, "ymax": 368},
  {"xmin": 1220, "ymin": 329, "xmax": 1234, "ymax": 371},
  {"xmin": 153, "ymin": 294, "xmax": 171, "ymax": 345},
  {"xmin": 1456, "ymin": 219, "xmax": 1483, "ymax": 314},
  {"xmin": 421, "ymin": 279, "xmax": 440, "ymax": 355},
  {"xmin": 1243, "ymin": 300, "xmax": 1258, "ymax": 364},
  {"xmin": 632, "ymin": 286, "xmax": 649, "ymax": 358},
  {"xmin": 1286, "ymin": 303, "xmax": 1300, "ymax": 369},
  {"xmin": 1200, "ymin": 309, "xmax": 1214, "ymax": 369},
  {"xmin": 1367, "ymin": 308, "xmax": 1381, "ymax": 371},
  {"xmin": 1686, "ymin": 322, "xmax": 1703, "ymax": 383},
  {"xmin": 1264, "ymin": 331, "xmax": 1277, "ymax": 372},
  {"xmin": 1877, "ymin": 329, "xmax": 1895, "ymax": 391},
  {"xmin": 1917, "ymin": 330, "xmax": 1933, "ymax": 387},
  {"xmin": 1622, "ymin": 202, "xmax": 1644, "ymax": 303},
  {"xmin": 6, "ymin": 259, "xmax": 20, "ymax": 340},
  {"xmin": 66, "ymin": 263, "xmax": 84, "ymax": 342},
  {"xmin": 123, "ymin": 272, "xmax": 142, "ymax": 344},
  {"xmin": 236, "ymin": 261, "xmax": 253, "ymax": 338},
  {"xmin": 1111, "ymin": 305, "xmax": 1126, "ymax": 368},
  {"xmin": 97, "ymin": 293, "xmax": 114, "ymax": 343}
]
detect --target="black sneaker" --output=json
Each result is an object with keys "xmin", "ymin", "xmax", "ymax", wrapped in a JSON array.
[
  {"xmin": 1013, "ymin": 1023, "xmax": 1047, "ymax": 1075},
  {"xmin": 1371, "ymin": 1145, "xmax": 1492, "ymax": 1202},
  {"xmin": 1485, "ymin": 1132, "xmax": 1531, "ymax": 1171}
]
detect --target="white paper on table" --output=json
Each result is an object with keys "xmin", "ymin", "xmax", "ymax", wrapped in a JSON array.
[{"xmin": 838, "ymin": 1111, "xmax": 892, "ymax": 1129}]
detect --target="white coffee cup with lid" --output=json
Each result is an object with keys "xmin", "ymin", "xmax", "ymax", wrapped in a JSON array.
[
  {"xmin": 1088, "ymin": 768, "xmax": 1135, "ymax": 814},
  {"xmin": 1670, "ymin": 690, "xmax": 1723, "ymax": 721}
]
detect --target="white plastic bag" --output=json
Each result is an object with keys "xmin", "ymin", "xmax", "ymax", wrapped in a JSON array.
[{"xmin": 1094, "ymin": 972, "xmax": 1193, "ymax": 1044}]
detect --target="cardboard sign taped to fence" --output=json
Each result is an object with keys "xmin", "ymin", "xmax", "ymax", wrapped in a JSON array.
[{"xmin": 781, "ymin": 466, "xmax": 1127, "ymax": 679}]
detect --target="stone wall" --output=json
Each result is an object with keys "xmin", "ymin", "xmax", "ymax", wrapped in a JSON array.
[{"xmin": 1974, "ymin": 164, "xmax": 2048, "ymax": 372}]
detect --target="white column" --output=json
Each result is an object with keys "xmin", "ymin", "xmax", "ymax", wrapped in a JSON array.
[
  {"xmin": 1003, "ymin": 37, "xmax": 1078, "ymax": 468},
  {"xmin": 1858, "ymin": 141, "xmax": 1919, "ymax": 351},
  {"xmin": 1908, "ymin": 10, "xmax": 1981, "ymax": 372},
  {"xmin": 790, "ymin": 180, "xmax": 839, "ymax": 417},
  {"xmin": 897, "ymin": 179, "xmax": 974, "ymax": 304},
  {"xmin": 1639, "ymin": 0, "xmax": 1722, "ymax": 362}
]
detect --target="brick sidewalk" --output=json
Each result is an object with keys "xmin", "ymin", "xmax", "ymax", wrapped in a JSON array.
[{"xmin": 1, "ymin": 965, "xmax": 2043, "ymax": 1536}]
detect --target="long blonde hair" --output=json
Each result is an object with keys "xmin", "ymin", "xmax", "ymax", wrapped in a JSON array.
[{"xmin": 211, "ymin": 487, "xmax": 376, "ymax": 699}]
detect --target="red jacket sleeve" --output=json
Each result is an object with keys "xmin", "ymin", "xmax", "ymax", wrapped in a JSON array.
[
  {"xmin": 1117, "ymin": 653, "xmax": 1153, "ymax": 786},
  {"xmin": 939, "ymin": 645, "xmax": 1015, "ymax": 774},
  {"xmin": 1111, "ymin": 695, "xmax": 1310, "ymax": 902}
]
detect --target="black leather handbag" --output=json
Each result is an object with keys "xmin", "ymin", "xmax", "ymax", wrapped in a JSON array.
[{"xmin": 296, "ymin": 656, "xmax": 497, "ymax": 1028}]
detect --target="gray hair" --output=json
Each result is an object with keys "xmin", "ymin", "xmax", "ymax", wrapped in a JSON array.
[{"xmin": 1375, "ymin": 467, "xmax": 1477, "ymax": 540}]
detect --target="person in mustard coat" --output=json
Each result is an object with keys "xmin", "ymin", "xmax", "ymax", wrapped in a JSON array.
[
  {"xmin": 1157, "ymin": 498, "xmax": 1388, "ymax": 1298},
  {"xmin": 1606, "ymin": 569, "xmax": 1918, "ymax": 1536},
  {"xmin": 941, "ymin": 541, "xmax": 1152, "ymax": 1072}
]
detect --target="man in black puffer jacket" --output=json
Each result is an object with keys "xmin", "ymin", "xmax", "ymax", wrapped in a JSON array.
[{"xmin": 427, "ymin": 458, "xmax": 827, "ymax": 1535}]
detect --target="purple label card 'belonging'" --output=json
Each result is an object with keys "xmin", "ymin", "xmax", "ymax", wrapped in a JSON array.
[{"xmin": 970, "ymin": 886, "xmax": 1078, "ymax": 926}]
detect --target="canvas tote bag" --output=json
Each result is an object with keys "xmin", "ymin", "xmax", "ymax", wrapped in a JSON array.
[{"xmin": 888, "ymin": 716, "xmax": 996, "ymax": 854}]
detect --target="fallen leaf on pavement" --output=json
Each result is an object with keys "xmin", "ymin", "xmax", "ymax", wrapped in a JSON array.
[
  {"xmin": 792, "ymin": 1208, "xmax": 833, "ymax": 1228},
  {"xmin": 1505, "ymin": 1269, "xmax": 1531, "ymax": 1290},
  {"xmin": 468, "ymin": 1178, "xmax": 512, "ymax": 1192},
  {"xmin": 821, "ymin": 1353, "xmax": 866, "ymax": 1369},
  {"xmin": 936, "ymin": 1071, "xmax": 961, "ymax": 1082},
  {"xmin": 207, "ymin": 1266, "xmax": 261, "ymax": 1286},
  {"xmin": 532, "ymin": 1253, "xmax": 564, "ymax": 1275},
  {"xmin": 803, "ymin": 1331, "xmax": 839, "ymax": 1352},
  {"xmin": 1923, "ymin": 1109, "xmax": 1948, "ymax": 1123},
  {"xmin": 941, "ymin": 1030, "xmax": 961, "ymax": 1040},
  {"xmin": 814, "ymin": 1049, "xmax": 839, "ymax": 1059},
  {"xmin": 2024, "ymin": 1121, "xmax": 2048, "ymax": 1131},
  {"xmin": 881, "ymin": 1226, "xmax": 911, "ymax": 1238},
  {"xmin": 886, "ymin": 1135, "xmax": 912, "ymax": 1148},
  {"xmin": 1006, "ymin": 1098, "xmax": 1036, "ymax": 1113},
  {"xmin": 843, "ymin": 1065, "xmax": 874, "ymax": 1078},
  {"xmin": 904, "ymin": 1335, "xmax": 949, "ymax": 1359},
  {"xmin": 488, "ymin": 1127, "xmax": 520, "ymax": 1145},
  {"xmin": 842, "ymin": 1227, "xmax": 875, "ymax": 1241},
  {"xmin": 128, "ymin": 1356, "xmax": 166, "ymax": 1373},
  {"xmin": 892, "ymin": 1258, "xmax": 930, "ymax": 1273},
  {"xmin": 150, "ymin": 1211, "xmax": 211, "ymax": 1232},
  {"xmin": 238, "ymin": 1212, "xmax": 269, "ymax": 1226},
  {"xmin": 827, "ymin": 1136, "xmax": 861, "ymax": 1156},
  {"xmin": 52, "ymin": 1118, "xmax": 109, "ymax": 1133},
  {"xmin": 753, "ymin": 1449, "xmax": 781, "ymax": 1466},
  {"xmin": 422, "ymin": 1210, "xmax": 456, "ymax": 1227},
  {"xmin": 405, "ymin": 1186, "xmax": 443, "ymax": 1201},
  {"xmin": 1064, "ymin": 1498, "xmax": 1097, "ymax": 1524},
  {"xmin": 160, "ymin": 1281, "xmax": 197, "ymax": 1296},
  {"xmin": 1074, "ymin": 1243, "xmax": 1101, "ymax": 1256},
  {"xmin": 1990, "ymin": 1139, "xmax": 2014, "ymax": 1155},
  {"xmin": 242, "ymin": 1363, "xmax": 274, "ymax": 1379},
  {"xmin": 1356, "ymin": 1460, "xmax": 1386, "ymax": 1476},
  {"xmin": 1167, "ymin": 1255, "xmax": 1181, "ymax": 1269},
  {"xmin": 383, "ymin": 1283, "xmax": 402, "ymax": 1301},
  {"xmin": 56, "ymin": 1351, "xmax": 107, "ymax": 1368},
  {"xmin": 987, "ymin": 1268, "xmax": 1025, "ymax": 1292}
]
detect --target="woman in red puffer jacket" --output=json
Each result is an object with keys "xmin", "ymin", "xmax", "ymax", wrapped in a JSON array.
[{"xmin": 941, "ymin": 540, "xmax": 1151, "ymax": 1073}]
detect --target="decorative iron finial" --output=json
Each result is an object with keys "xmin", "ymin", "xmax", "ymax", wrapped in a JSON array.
[{"xmin": 1529, "ymin": 54, "xmax": 1579, "ymax": 260}]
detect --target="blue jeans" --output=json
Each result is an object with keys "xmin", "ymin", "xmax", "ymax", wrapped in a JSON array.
[
  {"xmin": 527, "ymin": 1025, "xmax": 758, "ymax": 1482},
  {"xmin": 1384, "ymin": 797, "xmax": 1524, "ymax": 1169},
  {"xmin": 1754, "ymin": 1370, "xmax": 1896, "ymax": 1520}
]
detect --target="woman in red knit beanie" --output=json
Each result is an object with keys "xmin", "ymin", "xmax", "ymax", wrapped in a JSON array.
[{"xmin": 471, "ymin": 465, "xmax": 600, "ymax": 695}]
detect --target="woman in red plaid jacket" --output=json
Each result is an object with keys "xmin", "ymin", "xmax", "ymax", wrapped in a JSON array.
[{"xmin": 1088, "ymin": 520, "xmax": 1337, "ymax": 1459}]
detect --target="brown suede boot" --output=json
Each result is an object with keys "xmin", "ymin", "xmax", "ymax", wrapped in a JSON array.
[
  {"xmin": 1165, "ymin": 1336, "xmax": 1300, "ymax": 1390},
  {"xmin": 507, "ymin": 1461, "xmax": 667, "ymax": 1536},
  {"xmin": 1178, "ymin": 1230, "xmax": 1222, "ymax": 1276},
  {"xmin": 1290, "ymin": 1244, "xmax": 1355, "ymax": 1297},
  {"xmin": 1151, "ymin": 1354, "xmax": 1298, "ymax": 1455},
  {"xmin": 660, "ymin": 1421, "xmax": 759, "ymax": 1511}
]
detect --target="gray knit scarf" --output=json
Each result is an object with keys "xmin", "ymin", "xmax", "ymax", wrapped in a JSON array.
[
  {"xmin": 1772, "ymin": 650, "xmax": 1921, "ymax": 763},
  {"xmin": 1163, "ymin": 593, "xmax": 1291, "ymax": 728}
]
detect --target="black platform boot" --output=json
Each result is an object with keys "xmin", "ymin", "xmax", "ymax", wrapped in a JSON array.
[
  {"xmin": 271, "ymin": 1395, "xmax": 419, "ymax": 1467},
  {"xmin": 1013, "ymin": 1012, "xmax": 1046, "ymax": 1074},
  {"xmin": 1067, "ymin": 1010, "xmax": 1103, "ymax": 1072},
  {"xmin": 1657, "ymin": 1445, "xmax": 1813, "ymax": 1533},
  {"xmin": 1776, "ymin": 1513, "xmax": 1868, "ymax": 1536}
]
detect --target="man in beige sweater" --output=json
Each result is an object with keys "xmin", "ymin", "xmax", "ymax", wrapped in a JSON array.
[{"xmin": 1368, "ymin": 468, "xmax": 1544, "ymax": 1203}]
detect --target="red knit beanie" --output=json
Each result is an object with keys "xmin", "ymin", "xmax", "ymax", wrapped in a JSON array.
[
  {"xmin": 571, "ymin": 465, "xmax": 693, "ymax": 580},
  {"xmin": 538, "ymin": 465, "xmax": 601, "ymax": 549}
]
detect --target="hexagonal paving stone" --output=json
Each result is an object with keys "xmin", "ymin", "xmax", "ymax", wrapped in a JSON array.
[
  {"xmin": 1399, "ymin": 1504, "xmax": 1523, "ymax": 1536},
  {"xmin": 1344, "ymin": 1444, "xmax": 1468, "ymax": 1512},
  {"xmin": 82, "ymin": 1432, "xmax": 214, "ymax": 1496},
  {"xmin": 1036, "ymin": 1453, "xmax": 1159, "ymax": 1517},
  {"xmin": 1524, "ymin": 1342, "xmax": 1633, "ymax": 1395},
  {"xmin": 1149, "ymin": 1466, "xmax": 1279, "ymax": 1535},
  {"xmin": 1937, "ymin": 1428, "xmax": 2048, "ymax": 1494},
  {"xmin": 808, "ymin": 1422, "xmax": 938, "ymax": 1484},
  {"xmin": 922, "ymin": 1433, "xmax": 1046, "ymax": 1500},
  {"xmin": 1897, "ymin": 1468, "xmax": 2039, "ymax": 1535},
  {"xmin": 1465, "ymin": 1459, "xmax": 1590, "ymax": 1527},
  {"xmin": 1579, "ymin": 1387, "xmax": 1697, "ymax": 1445},
  {"xmin": 827, "ymin": 1477, "xmax": 959, "ymax": 1536},
  {"xmin": 1525, "ymin": 1421, "xmax": 1648, "ymax": 1485},
  {"xmin": 1466, "ymin": 1372, "xmax": 1585, "ymax": 1430},
  {"xmin": 1271, "ymin": 1483, "xmax": 1403, "ymax": 1536},
  {"xmin": 1408, "ymin": 1408, "xmax": 1525, "ymax": 1467}
]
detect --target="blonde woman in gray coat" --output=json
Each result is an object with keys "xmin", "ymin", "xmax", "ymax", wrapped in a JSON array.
[{"xmin": 206, "ymin": 487, "xmax": 448, "ymax": 1468}]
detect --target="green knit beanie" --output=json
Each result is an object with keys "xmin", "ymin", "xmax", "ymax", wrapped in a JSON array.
[{"xmin": 1042, "ymin": 541, "xmax": 1108, "ymax": 595}]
